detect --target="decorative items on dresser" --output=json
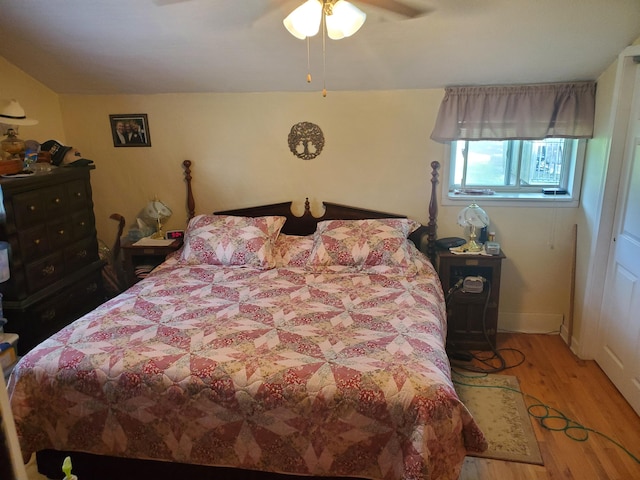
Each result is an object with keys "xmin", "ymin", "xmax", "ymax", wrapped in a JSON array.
[{"xmin": 0, "ymin": 166, "xmax": 105, "ymax": 355}]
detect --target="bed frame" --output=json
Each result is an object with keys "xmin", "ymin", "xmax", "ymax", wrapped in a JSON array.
[
  {"xmin": 183, "ymin": 159, "xmax": 441, "ymax": 264},
  {"xmin": 36, "ymin": 159, "xmax": 442, "ymax": 480}
]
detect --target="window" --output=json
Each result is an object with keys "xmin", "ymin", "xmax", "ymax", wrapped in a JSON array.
[{"xmin": 445, "ymin": 138, "xmax": 585, "ymax": 205}]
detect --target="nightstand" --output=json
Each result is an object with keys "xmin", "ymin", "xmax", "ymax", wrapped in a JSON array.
[
  {"xmin": 436, "ymin": 249, "xmax": 506, "ymax": 351},
  {"xmin": 121, "ymin": 238, "xmax": 183, "ymax": 287}
]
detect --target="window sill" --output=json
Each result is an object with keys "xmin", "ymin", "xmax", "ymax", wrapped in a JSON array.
[{"xmin": 442, "ymin": 191, "xmax": 579, "ymax": 207}]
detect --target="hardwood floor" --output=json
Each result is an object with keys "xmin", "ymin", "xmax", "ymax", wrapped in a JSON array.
[{"xmin": 457, "ymin": 333, "xmax": 640, "ymax": 480}]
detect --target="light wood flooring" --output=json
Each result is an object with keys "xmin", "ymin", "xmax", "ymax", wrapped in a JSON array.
[{"xmin": 458, "ymin": 333, "xmax": 640, "ymax": 480}]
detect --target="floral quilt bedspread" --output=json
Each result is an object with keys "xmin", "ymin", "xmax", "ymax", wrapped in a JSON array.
[{"xmin": 9, "ymin": 255, "xmax": 486, "ymax": 480}]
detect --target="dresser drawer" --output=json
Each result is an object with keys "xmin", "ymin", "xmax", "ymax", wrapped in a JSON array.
[
  {"xmin": 64, "ymin": 237, "xmax": 99, "ymax": 271},
  {"xmin": 65, "ymin": 179, "xmax": 90, "ymax": 211},
  {"xmin": 7, "ymin": 268, "xmax": 105, "ymax": 354},
  {"xmin": 42, "ymin": 184, "xmax": 70, "ymax": 218},
  {"xmin": 36, "ymin": 271, "xmax": 103, "ymax": 334},
  {"xmin": 70, "ymin": 210, "xmax": 95, "ymax": 240},
  {"xmin": 13, "ymin": 190, "xmax": 48, "ymax": 229},
  {"xmin": 12, "ymin": 184, "xmax": 71, "ymax": 228},
  {"xmin": 47, "ymin": 217, "xmax": 74, "ymax": 250},
  {"xmin": 19, "ymin": 224, "xmax": 51, "ymax": 261},
  {"xmin": 26, "ymin": 252, "xmax": 65, "ymax": 293}
]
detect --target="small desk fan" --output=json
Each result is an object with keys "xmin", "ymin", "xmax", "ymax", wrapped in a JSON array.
[{"xmin": 143, "ymin": 199, "xmax": 172, "ymax": 239}]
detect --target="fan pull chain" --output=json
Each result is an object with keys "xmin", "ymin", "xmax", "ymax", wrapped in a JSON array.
[
  {"xmin": 306, "ymin": 36, "xmax": 312, "ymax": 83},
  {"xmin": 322, "ymin": 11, "xmax": 327, "ymax": 97}
]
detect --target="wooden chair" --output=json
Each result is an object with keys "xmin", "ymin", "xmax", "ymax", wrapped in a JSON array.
[{"xmin": 102, "ymin": 213, "xmax": 126, "ymax": 297}]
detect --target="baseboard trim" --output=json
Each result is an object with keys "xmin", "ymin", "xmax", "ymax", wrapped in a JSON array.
[{"xmin": 499, "ymin": 312, "xmax": 564, "ymax": 334}]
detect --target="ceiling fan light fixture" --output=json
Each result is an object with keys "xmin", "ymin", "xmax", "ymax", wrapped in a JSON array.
[
  {"xmin": 326, "ymin": 1, "xmax": 366, "ymax": 40},
  {"xmin": 283, "ymin": 0, "xmax": 323, "ymax": 39}
]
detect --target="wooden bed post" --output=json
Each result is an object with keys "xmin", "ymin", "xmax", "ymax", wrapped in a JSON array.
[
  {"xmin": 183, "ymin": 160, "xmax": 195, "ymax": 220},
  {"xmin": 428, "ymin": 161, "xmax": 440, "ymax": 265}
]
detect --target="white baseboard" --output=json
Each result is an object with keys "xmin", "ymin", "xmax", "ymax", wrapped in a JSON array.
[
  {"xmin": 560, "ymin": 323, "xmax": 570, "ymax": 343},
  {"xmin": 559, "ymin": 325, "xmax": 583, "ymax": 356},
  {"xmin": 499, "ymin": 312, "xmax": 564, "ymax": 334}
]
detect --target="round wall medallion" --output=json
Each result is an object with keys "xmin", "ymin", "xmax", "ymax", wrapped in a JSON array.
[{"xmin": 288, "ymin": 122, "xmax": 324, "ymax": 160}]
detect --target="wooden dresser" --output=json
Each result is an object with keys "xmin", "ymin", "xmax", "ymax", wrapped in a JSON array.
[{"xmin": 0, "ymin": 166, "xmax": 105, "ymax": 354}]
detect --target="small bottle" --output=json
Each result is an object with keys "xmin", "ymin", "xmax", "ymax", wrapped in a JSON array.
[{"xmin": 488, "ymin": 232, "xmax": 496, "ymax": 242}]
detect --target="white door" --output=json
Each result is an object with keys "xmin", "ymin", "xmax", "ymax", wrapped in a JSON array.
[{"xmin": 596, "ymin": 64, "xmax": 640, "ymax": 415}]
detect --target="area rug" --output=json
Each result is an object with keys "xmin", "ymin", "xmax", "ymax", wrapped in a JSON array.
[{"xmin": 453, "ymin": 373, "xmax": 544, "ymax": 465}]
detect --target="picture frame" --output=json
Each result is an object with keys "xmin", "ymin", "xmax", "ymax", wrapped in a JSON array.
[{"xmin": 109, "ymin": 114, "xmax": 151, "ymax": 147}]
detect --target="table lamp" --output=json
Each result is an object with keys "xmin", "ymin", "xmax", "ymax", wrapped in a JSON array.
[{"xmin": 457, "ymin": 203, "xmax": 489, "ymax": 252}]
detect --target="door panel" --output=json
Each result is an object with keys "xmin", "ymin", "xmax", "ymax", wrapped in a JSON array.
[{"xmin": 596, "ymin": 66, "xmax": 640, "ymax": 415}]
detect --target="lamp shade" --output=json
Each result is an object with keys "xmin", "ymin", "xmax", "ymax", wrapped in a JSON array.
[
  {"xmin": 457, "ymin": 203, "xmax": 489, "ymax": 229},
  {"xmin": 283, "ymin": 0, "xmax": 322, "ymax": 39},
  {"xmin": 326, "ymin": 0, "xmax": 366, "ymax": 40}
]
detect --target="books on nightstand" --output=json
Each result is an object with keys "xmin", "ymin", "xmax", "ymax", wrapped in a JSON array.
[{"xmin": 134, "ymin": 264, "xmax": 156, "ymax": 279}]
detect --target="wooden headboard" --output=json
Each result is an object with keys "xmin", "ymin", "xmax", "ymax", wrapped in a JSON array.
[{"xmin": 181, "ymin": 159, "xmax": 440, "ymax": 263}]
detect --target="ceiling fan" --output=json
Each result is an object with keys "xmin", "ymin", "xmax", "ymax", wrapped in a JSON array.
[{"xmin": 153, "ymin": 0, "xmax": 431, "ymax": 19}]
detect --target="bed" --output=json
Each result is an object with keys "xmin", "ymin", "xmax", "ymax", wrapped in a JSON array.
[{"xmin": 7, "ymin": 160, "xmax": 486, "ymax": 480}]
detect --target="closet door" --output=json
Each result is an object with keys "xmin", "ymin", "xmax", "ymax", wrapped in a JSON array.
[{"xmin": 596, "ymin": 63, "xmax": 640, "ymax": 415}]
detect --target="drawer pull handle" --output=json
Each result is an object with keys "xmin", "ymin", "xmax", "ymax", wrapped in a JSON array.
[
  {"xmin": 79, "ymin": 221, "xmax": 86, "ymax": 227},
  {"xmin": 34, "ymin": 238, "xmax": 41, "ymax": 245},
  {"xmin": 29, "ymin": 205, "xmax": 36, "ymax": 212},
  {"xmin": 41, "ymin": 309, "xmax": 56, "ymax": 322},
  {"xmin": 58, "ymin": 229, "xmax": 65, "ymax": 236},
  {"xmin": 86, "ymin": 282, "xmax": 98, "ymax": 293},
  {"xmin": 75, "ymin": 192, "xmax": 82, "ymax": 198},
  {"xmin": 42, "ymin": 265, "xmax": 55, "ymax": 276},
  {"xmin": 77, "ymin": 250, "xmax": 87, "ymax": 258},
  {"xmin": 54, "ymin": 198, "xmax": 61, "ymax": 204}
]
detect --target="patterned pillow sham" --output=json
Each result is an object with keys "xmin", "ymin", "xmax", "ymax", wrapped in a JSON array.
[
  {"xmin": 179, "ymin": 214, "xmax": 286, "ymax": 269},
  {"xmin": 273, "ymin": 234, "xmax": 315, "ymax": 268},
  {"xmin": 306, "ymin": 218, "xmax": 420, "ymax": 272}
]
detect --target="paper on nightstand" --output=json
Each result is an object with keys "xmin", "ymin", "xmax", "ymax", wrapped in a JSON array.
[{"xmin": 133, "ymin": 237, "xmax": 175, "ymax": 247}]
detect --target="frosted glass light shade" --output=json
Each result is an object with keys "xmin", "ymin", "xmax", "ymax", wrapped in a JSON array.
[
  {"xmin": 326, "ymin": 1, "xmax": 366, "ymax": 40},
  {"xmin": 457, "ymin": 203, "xmax": 489, "ymax": 228},
  {"xmin": 283, "ymin": 0, "xmax": 323, "ymax": 39},
  {"xmin": 456, "ymin": 203, "xmax": 489, "ymax": 252}
]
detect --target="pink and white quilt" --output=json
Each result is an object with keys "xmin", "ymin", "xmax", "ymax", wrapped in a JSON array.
[{"xmin": 9, "ymin": 230, "xmax": 486, "ymax": 480}]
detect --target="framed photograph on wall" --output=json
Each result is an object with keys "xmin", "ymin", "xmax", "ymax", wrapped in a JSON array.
[{"xmin": 109, "ymin": 113, "xmax": 151, "ymax": 147}]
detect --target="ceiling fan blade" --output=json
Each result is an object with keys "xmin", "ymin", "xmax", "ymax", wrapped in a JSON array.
[
  {"xmin": 153, "ymin": 0, "xmax": 192, "ymax": 6},
  {"xmin": 356, "ymin": 0, "xmax": 427, "ymax": 18}
]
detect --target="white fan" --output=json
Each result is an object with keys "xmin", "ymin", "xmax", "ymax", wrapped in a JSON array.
[
  {"xmin": 143, "ymin": 199, "xmax": 173, "ymax": 239},
  {"xmin": 153, "ymin": 0, "xmax": 432, "ymax": 19}
]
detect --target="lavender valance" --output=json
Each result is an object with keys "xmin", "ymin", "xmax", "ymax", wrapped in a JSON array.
[{"xmin": 430, "ymin": 82, "xmax": 596, "ymax": 142}]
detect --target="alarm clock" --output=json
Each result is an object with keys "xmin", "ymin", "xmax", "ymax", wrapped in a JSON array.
[{"xmin": 165, "ymin": 230, "xmax": 185, "ymax": 240}]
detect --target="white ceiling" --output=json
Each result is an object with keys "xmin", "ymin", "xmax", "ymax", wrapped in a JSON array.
[{"xmin": 0, "ymin": 0, "xmax": 638, "ymax": 95}]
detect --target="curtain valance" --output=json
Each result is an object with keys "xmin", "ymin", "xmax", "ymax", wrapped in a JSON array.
[{"xmin": 430, "ymin": 82, "xmax": 596, "ymax": 142}]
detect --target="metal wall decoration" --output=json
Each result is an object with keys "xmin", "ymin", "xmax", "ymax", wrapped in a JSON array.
[{"xmin": 288, "ymin": 122, "xmax": 324, "ymax": 160}]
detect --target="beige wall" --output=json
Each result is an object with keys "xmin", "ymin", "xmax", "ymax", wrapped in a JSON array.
[
  {"xmin": 0, "ymin": 57, "xmax": 65, "ymax": 142},
  {"xmin": 1, "ymin": 54, "xmax": 597, "ymax": 336}
]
